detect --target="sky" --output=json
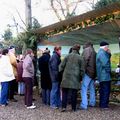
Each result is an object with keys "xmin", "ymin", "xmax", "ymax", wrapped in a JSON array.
[{"xmin": 0, "ymin": 0, "xmax": 97, "ymax": 37}]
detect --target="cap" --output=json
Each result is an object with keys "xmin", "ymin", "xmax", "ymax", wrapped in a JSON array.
[
  {"xmin": 9, "ymin": 45, "xmax": 15, "ymax": 49},
  {"xmin": 100, "ymin": 41, "xmax": 109, "ymax": 46}
]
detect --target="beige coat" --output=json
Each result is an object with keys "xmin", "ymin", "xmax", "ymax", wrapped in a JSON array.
[{"xmin": 9, "ymin": 52, "xmax": 18, "ymax": 78}]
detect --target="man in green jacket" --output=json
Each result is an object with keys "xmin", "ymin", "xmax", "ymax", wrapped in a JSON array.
[{"xmin": 59, "ymin": 44, "xmax": 84, "ymax": 112}]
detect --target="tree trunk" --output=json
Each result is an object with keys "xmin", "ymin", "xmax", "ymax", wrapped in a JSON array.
[{"xmin": 25, "ymin": 0, "xmax": 32, "ymax": 29}]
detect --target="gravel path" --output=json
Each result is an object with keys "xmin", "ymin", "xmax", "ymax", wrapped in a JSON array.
[{"xmin": 0, "ymin": 93, "xmax": 120, "ymax": 120}]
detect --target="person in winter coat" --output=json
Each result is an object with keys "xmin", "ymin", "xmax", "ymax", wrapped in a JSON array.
[
  {"xmin": 49, "ymin": 46, "xmax": 61, "ymax": 109},
  {"xmin": 96, "ymin": 41, "xmax": 111, "ymax": 109},
  {"xmin": 59, "ymin": 44, "xmax": 85, "ymax": 112},
  {"xmin": 22, "ymin": 49, "xmax": 36, "ymax": 109},
  {"xmin": 0, "ymin": 49, "xmax": 15, "ymax": 106},
  {"xmin": 80, "ymin": 42, "xmax": 96, "ymax": 110},
  {"xmin": 38, "ymin": 49, "xmax": 51, "ymax": 105},
  {"xmin": 8, "ymin": 46, "xmax": 18, "ymax": 102}
]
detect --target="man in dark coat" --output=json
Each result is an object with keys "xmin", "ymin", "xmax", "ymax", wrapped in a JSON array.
[
  {"xmin": 49, "ymin": 46, "xmax": 61, "ymax": 109},
  {"xmin": 38, "ymin": 49, "xmax": 51, "ymax": 105},
  {"xmin": 80, "ymin": 42, "xmax": 96, "ymax": 110}
]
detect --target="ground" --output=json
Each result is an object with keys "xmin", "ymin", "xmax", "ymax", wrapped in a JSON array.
[{"xmin": 0, "ymin": 93, "xmax": 120, "ymax": 120}]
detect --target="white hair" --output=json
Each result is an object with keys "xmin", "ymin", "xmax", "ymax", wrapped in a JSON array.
[{"xmin": 100, "ymin": 45, "xmax": 109, "ymax": 49}]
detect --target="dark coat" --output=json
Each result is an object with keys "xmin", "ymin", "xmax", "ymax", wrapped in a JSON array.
[
  {"xmin": 49, "ymin": 51, "xmax": 61, "ymax": 82},
  {"xmin": 17, "ymin": 61, "xmax": 23, "ymax": 82},
  {"xmin": 38, "ymin": 53, "xmax": 51, "ymax": 89},
  {"xmin": 82, "ymin": 46, "xmax": 96, "ymax": 79},
  {"xmin": 59, "ymin": 50, "xmax": 85, "ymax": 90}
]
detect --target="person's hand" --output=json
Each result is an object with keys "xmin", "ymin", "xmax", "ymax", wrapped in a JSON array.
[{"xmin": 107, "ymin": 49, "xmax": 111, "ymax": 53}]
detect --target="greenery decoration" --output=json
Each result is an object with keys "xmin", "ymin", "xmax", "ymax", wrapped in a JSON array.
[{"xmin": 45, "ymin": 12, "xmax": 120, "ymax": 37}]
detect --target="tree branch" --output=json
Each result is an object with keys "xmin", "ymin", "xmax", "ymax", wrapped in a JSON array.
[
  {"xmin": 15, "ymin": 8, "xmax": 27, "ymax": 28},
  {"xmin": 56, "ymin": 0, "xmax": 66, "ymax": 18},
  {"xmin": 50, "ymin": 0, "xmax": 62, "ymax": 21}
]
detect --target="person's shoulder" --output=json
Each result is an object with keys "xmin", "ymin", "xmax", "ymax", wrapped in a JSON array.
[{"xmin": 98, "ymin": 49, "xmax": 104, "ymax": 54}]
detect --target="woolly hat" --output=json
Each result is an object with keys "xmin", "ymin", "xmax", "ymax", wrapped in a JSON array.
[{"xmin": 100, "ymin": 41, "xmax": 109, "ymax": 46}]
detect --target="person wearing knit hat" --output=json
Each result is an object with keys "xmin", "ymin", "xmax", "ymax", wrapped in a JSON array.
[{"xmin": 96, "ymin": 41, "xmax": 111, "ymax": 109}]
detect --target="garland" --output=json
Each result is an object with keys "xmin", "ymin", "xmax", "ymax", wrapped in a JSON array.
[{"xmin": 45, "ymin": 12, "xmax": 120, "ymax": 37}]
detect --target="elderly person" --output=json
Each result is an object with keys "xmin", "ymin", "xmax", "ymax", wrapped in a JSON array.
[
  {"xmin": 22, "ymin": 49, "xmax": 36, "ymax": 109},
  {"xmin": 59, "ymin": 44, "xmax": 85, "ymax": 112},
  {"xmin": 80, "ymin": 42, "xmax": 96, "ymax": 110},
  {"xmin": 0, "ymin": 49, "xmax": 15, "ymax": 106},
  {"xmin": 49, "ymin": 46, "xmax": 61, "ymax": 109},
  {"xmin": 96, "ymin": 41, "xmax": 111, "ymax": 109}
]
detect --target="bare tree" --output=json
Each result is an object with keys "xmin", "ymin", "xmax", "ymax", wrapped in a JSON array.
[
  {"xmin": 86, "ymin": 0, "xmax": 99, "ymax": 9},
  {"xmin": 25, "ymin": 0, "xmax": 32, "ymax": 29},
  {"xmin": 49, "ymin": 0, "xmax": 86, "ymax": 21}
]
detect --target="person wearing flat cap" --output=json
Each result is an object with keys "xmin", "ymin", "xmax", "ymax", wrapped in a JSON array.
[{"xmin": 96, "ymin": 41, "xmax": 111, "ymax": 109}]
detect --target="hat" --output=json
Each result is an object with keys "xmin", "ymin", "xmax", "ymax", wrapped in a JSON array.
[
  {"xmin": 9, "ymin": 45, "xmax": 15, "ymax": 49},
  {"xmin": 100, "ymin": 41, "xmax": 109, "ymax": 46}
]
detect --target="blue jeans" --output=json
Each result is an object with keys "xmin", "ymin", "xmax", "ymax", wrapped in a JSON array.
[
  {"xmin": 42, "ymin": 89, "xmax": 50, "ymax": 105},
  {"xmin": 0, "ymin": 82, "xmax": 9, "ymax": 105},
  {"xmin": 50, "ymin": 82, "xmax": 61, "ymax": 107},
  {"xmin": 18, "ymin": 82, "xmax": 25, "ymax": 95},
  {"xmin": 99, "ymin": 81, "xmax": 111, "ymax": 108},
  {"xmin": 80, "ymin": 74, "xmax": 96, "ymax": 109}
]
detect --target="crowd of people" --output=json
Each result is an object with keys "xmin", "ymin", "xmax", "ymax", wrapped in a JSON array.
[
  {"xmin": 38, "ymin": 41, "xmax": 115, "ymax": 112},
  {"xmin": 0, "ymin": 46, "xmax": 36, "ymax": 109},
  {"xmin": 0, "ymin": 41, "xmax": 119, "ymax": 112}
]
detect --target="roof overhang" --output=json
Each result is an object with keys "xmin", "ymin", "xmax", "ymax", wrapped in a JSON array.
[{"xmin": 32, "ymin": 2, "xmax": 120, "ymax": 34}]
